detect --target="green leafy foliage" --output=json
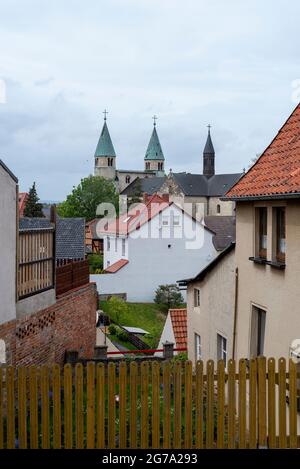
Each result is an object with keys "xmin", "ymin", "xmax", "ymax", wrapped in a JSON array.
[
  {"xmin": 88, "ymin": 254, "xmax": 103, "ymax": 273},
  {"xmin": 57, "ymin": 175, "xmax": 119, "ymax": 222},
  {"xmin": 154, "ymin": 284, "xmax": 184, "ymax": 312},
  {"xmin": 23, "ymin": 182, "xmax": 44, "ymax": 218},
  {"xmin": 103, "ymin": 296, "xmax": 129, "ymax": 324},
  {"xmin": 108, "ymin": 324, "xmax": 117, "ymax": 335}
]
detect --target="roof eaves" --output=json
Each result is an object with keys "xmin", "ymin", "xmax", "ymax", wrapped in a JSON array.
[{"xmin": 0, "ymin": 159, "xmax": 18, "ymax": 183}]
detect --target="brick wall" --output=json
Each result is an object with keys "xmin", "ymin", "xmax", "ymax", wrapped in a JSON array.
[{"xmin": 0, "ymin": 283, "xmax": 97, "ymax": 366}]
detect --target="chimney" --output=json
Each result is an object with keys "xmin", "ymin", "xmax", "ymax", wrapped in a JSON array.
[{"xmin": 50, "ymin": 204, "xmax": 57, "ymax": 225}]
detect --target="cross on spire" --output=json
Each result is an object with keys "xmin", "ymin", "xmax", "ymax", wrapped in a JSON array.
[
  {"xmin": 152, "ymin": 115, "xmax": 158, "ymax": 126},
  {"xmin": 103, "ymin": 109, "xmax": 108, "ymax": 121}
]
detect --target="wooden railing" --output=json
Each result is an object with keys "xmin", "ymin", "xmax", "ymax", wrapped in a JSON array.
[
  {"xmin": 0, "ymin": 357, "xmax": 299, "ymax": 449},
  {"xmin": 18, "ymin": 229, "xmax": 55, "ymax": 299},
  {"xmin": 56, "ymin": 259, "xmax": 89, "ymax": 296}
]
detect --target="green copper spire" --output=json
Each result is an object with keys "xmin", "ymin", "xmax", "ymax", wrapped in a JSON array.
[
  {"xmin": 144, "ymin": 119, "xmax": 165, "ymax": 161},
  {"xmin": 94, "ymin": 114, "xmax": 116, "ymax": 158}
]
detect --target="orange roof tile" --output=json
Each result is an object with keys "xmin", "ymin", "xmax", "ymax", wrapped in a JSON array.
[
  {"xmin": 104, "ymin": 259, "xmax": 129, "ymax": 273},
  {"xmin": 226, "ymin": 103, "xmax": 300, "ymax": 199},
  {"xmin": 18, "ymin": 192, "xmax": 28, "ymax": 217},
  {"xmin": 169, "ymin": 308, "xmax": 187, "ymax": 349}
]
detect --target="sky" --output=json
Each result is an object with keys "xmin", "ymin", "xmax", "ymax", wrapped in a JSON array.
[{"xmin": 1, "ymin": 0, "xmax": 300, "ymax": 201}]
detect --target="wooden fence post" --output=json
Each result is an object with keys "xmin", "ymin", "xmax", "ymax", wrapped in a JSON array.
[
  {"xmin": 267, "ymin": 358, "xmax": 276, "ymax": 448},
  {"xmin": 119, "ymin": 361, "xmax": 127, "ymax": 449},
  {"xmin": 18, "ymin": 367, "xmax": 27, "ymax": 449},
  {"xmin": 173, "ymin": 361, "xmax": 182, "ymax": 449},
  {"xmin": 152, "ymin": 362, "xmax": 160, "ymax": 449},
  {"xmin": 257, "ymin": 356, "xmax": 267, "ymax": 448},
  {"xmin": 195, "ymin": 361, "xmax": 203, "ymax": 449},
  {"xmin": 87, "ymin": 362, "xmax": 95, "ymax": 449},
  {"xmin": 217, "ymin": 360, "xmax": 225, "ymax": 449},
  {"xmin": 96, "ymin": 363, "xmax": 105, "ymax": 449}
]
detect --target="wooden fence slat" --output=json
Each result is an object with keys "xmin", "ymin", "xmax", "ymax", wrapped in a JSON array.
[
  {"xmin": 217, "ymin": 360, "xmax": 225, "ymax": 449},
  {"xmin": 267, "ymin": 358, "xmax": 276, "ymax": 449},
  {"xmin": 288, "ymin": 359, "xmax": 297, "ymax": 449},
  {"xmin": 64, "ymin": 364, "xmax": 73, "ymax": 449},
  {"xmin": 163, "ymin": 362, "xmax": 171, "ymax": 449},
  {"xmin": 108, "ymin": 363, "xmax": 116, "ymax": 449},
  {"xmin": 7, "ymin": 366, "xmax": 15, "ymax": 449},
  {"xmin": 52, "ymin": 364, "xmax": 61, "ymax": 449},
  {"xmin": 152, "ymin": 362, "xmax": 160, "ymax": 449},
  {"xmin": 29, "ymin": 366, "xmax": 38, "ymax": 449},
  {"xmin": 75, "ymin": 363, "xmax": 84, "ymax": 449},
  {"xmin": 257, "ymin": 356, "xmax": 267, "ymax": 448},
  {"xmin": 41, "ymin": 366, "xmax": 50, "ymax": 449},
  {"xmin": 173, "ymin": 361, "xmax": 182, "ymax": 449},
  {"xmin": 87, "ymin": 362, "xmax": 95, "ymax": 449},
  {"xmin": 119, "ymin": 362, "xmax": 127, "ymax": 449},
  {"xmin": 278, "ymin": 357, "xmax": 287, "ymax": 449},
  {"xmin": 96, "ymin": 364, "xmax": 105, "ymax": 449},
  {"xmin": 184, "ymin": 361, "xmax": 193, "ymax": 449},
  {"xmin": 141, "ymin": 361, "xmax": 149, "ymax": 449},
  {"xmin": 206, "ymin": 360, "xmax": 214, "ymax": 449},
  {"xmin": 249, "ymin": 358, "xmax": 257, "ymax": 449},
  {"xmin": 228, "ymin": 359, "xmax": 236, "ymax": 449},
  {"xmin": 129, "ymin": 362, "xmax": 138, "ymax": 449},
  {"xmin": 18, "ymin": 367, "xmax": 27, "ymax": 449},
  {"xmin": 195, "ymin": 361, "xmax": 203, "ymax": 448},
  {"xmin": 0, "ymin": 368, "xmax": 3, "ymax": 449},
  {"xmin": 238, "ymin": 359, "xmax": 246, "ymax": 448}
]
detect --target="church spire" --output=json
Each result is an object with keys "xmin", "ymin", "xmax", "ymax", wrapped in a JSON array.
[
  {"xmin": 94, "ymin": 112, "xmax": 116, "ymax": 158},
  {"xmin": 203, "ymin": 124, "xmax": 215, "ymax": 178},
  {"xmin": 144, "ymin": 117, "xmax": 165, "ymax": 176}
]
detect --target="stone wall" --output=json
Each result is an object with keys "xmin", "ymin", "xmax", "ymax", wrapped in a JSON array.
[{"xmin": 0, "ymin": 283, "xmax": 97, "ymax": 366}]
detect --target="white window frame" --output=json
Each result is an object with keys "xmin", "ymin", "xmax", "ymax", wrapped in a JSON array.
[
  {"xmin": 173, "ymin": 215, "xmax": 181, "ymax": 226},
  {"xmin": 107, "ymin": 236, "xmax": 110, "ymax": 251},
  {"xmin": 195, "ymin": 333, "xmax": 202, "ymax": 361},
  {"xmin": 217, "ymin": 333, "xmax": 227, "ymax": 366},
  {"xmin": 162, "ymin": 215, "xmax": 169, "ymax": 226},
  {"xmin": 122, "ymin": 238, "xmax": 126, "ymax": 256},
  {"xmin": 194, "ymin": 288, "xmax": 200, "ymax": 307}
]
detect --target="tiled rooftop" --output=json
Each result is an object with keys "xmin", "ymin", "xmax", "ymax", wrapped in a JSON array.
[{"xmin": 169, "ymin": 308, "xmax": 187, "ymax": 349}]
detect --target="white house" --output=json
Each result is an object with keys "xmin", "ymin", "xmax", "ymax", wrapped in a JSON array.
[
  {"xmin": 156, "ymin": 308, "xmax": 187, "ymax": 357},
  {"xmin": 90, "ymin": 194, "xmax": 218, "ymax": 302}
]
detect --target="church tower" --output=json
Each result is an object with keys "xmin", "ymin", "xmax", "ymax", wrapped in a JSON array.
[
  {"xmin": 94, "ymin": 111, "xmax": 116, "ymax": 180},
  {"xmin": 203, "ymin": 125, "xmax": 215, "ymax": 178},
  {"xmin": 144, "ymin": 116, "xmax": 165, "ymax": 177}
]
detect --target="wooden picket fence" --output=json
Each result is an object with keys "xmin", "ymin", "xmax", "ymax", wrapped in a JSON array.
[{"xmin": 0, "ymin": 357, "xmax": 299, "ymax": 449}]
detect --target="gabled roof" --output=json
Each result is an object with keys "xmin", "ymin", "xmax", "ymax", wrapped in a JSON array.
[
  {"xmin": 169, "ymin": 309, "xmax": 187, "ymax": 349},
  {"xmin": 19, "ymin": 217, "xmax": 53, "ymax": 231},
  {"xmin": 56, "ymin": 217, "xmax": 85, "ymax": 260},
  {"xmin": 120, "ymin": 176, "xmax": 166, "ymax": 196},
  {"xmin": 18, "ymin": 192, "xmax": 29, "ymax": 217},
  {"xmin": 104, "ymin": 258, "xmax": 129, "ymax": 273},
  {"xmin": 204, "ymin": 216, "xmax": 236, "ymax": 251},
  {"xmin": 226, "ymin": 103, "xmax": 300, "ymax": 200},
  {"xmin": 172, "ymin": 172, "xmax": 242, "ymax": 196},
  {"xmin": 178, "ymin": 242, "xmax": 235, "ymax": 285},
  {"xmin": 0, "ymin": 159, "xmax": 18, "ymax": 183},
  {"xmin": 94, "ymin": 121, "xmax": 116, "ymax": 158},
  {"xmin": 144, "ymin": 126, "xmax": 165, "ymax": 161}
]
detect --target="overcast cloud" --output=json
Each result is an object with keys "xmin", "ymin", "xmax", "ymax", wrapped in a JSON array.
[{"xmin": 1, "ymin": 0, "xmax": 300, "ymax": 200}]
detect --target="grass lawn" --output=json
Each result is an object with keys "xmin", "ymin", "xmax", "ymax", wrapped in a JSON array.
[
  {"xmin": 100, "ymin": 301, "xmax": 167, "ymax": 348},
  {"xmin": 107, "ymin": 333, "xmax": 137, "ymax": 351}
]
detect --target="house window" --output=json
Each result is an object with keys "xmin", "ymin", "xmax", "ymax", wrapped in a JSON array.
[
  {"xmin": 195, "ymin": 333, "xmax": 202, "ymax": 361},
  {"xmin": 194, "ymin": 288, "xmax": 200, "ymax": 307},
  {"xmin": 107, "ymin": 237, "xmax": 110, "ymax": 251},
  {"xmin": 146, "ymin": 162, "xmax": 150, "ymax": 170},
  {"xmin": 275, "ymin": 207, "xmax": 286, "ymax": 263},
  {"xmin": 250, "ymin": 306, "xmax": 266, "ymax": 357},
  {"xmin": 125, "ymin": 175, "xmax": 131, "ymax": 184},
  {"xmin": 217, "ymin": 204, "xmax": 221, "ymax": 214},
  {"xmin": 162, "ymin": 216, "xmax": 169, "ymax": 226},
  {"xmin": 173, "ymin": 215, "xmax": 180, "ymax": 226},
  {"xmin": 217, "ymin": 334, "xmax": 227, "ymax": 366},
  {"xmin": 115, "ymin": 237, "xmax": 118, "ymax": 252},
  {"xmin": 256, "ymin": 207, "xmax": 267, "ymax": 258},
  {"xmin": 122, "ymin": 238, "xmax": 126, "ymax": 256}
]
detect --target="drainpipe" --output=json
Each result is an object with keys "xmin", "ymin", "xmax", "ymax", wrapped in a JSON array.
[{"xmin": 232, "ymin": 267, "xmax": 239, "ymax": 360}]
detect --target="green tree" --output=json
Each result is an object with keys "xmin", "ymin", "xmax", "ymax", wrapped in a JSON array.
[
  {"xmin": 23, "ymin": 182, "xmax": 44, "ymax": 218},
  {"xmin": 57, "ymin": 175, "xmax": 119, "ymax": 222},
  {"xmin": 154, "ymin": 284, "xmax": 184, "ymax": 312},
  {"xmin": 105, "ymin": 296, "xmax": 129, "ymax": 324}
]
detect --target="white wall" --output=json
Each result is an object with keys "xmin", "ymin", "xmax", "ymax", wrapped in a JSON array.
[
  {"xmin": 104, "ymin": 235, "xmax": 128, "ymax": 268},
  {"xmin": 91, "ymin": 204, "xmax": 217, "ymax": 302},
  {"xmin": 155, "ymin": 312, "xmax": 176, "ymax": 357},
  {"xmin": 0, "ymin": 165, "xmax": 17, "ymax": 323}
]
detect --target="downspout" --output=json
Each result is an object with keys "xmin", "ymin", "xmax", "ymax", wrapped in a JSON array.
[{"xmin": 232, "ymin": 267, "xmax": 239, "ymax": 360}]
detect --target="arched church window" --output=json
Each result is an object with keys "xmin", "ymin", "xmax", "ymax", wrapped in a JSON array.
[
  {"xmin": 126, "ymin": 175, "xmax": 131, "ymax": 184},
  {"xmin": 217, "ymin": 204, "xmax": 221, "ymax": 214}
]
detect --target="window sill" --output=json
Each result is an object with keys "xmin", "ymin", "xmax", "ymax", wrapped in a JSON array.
[
  {"xmin": 265, "ymin": 260, "xmax": 286, "ymax": 270},
  {"xmin": 249, "ymin": 256, "xmax": 267, "ymax": 265}
]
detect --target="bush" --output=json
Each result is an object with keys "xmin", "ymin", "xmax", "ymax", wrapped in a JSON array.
[
  {"xmin": 105, "ymin": 296, "xmax": 129, "ymax": 324},
  {"xmin": 154, "ymin": 284, "xmax": 184, "ymax": 312},
  {"xmin": 108, "ymin": 324, "xmax": 117, "ymax": 335},
  {"xmin": 88, "ymin": 254, "xmax": 103, "ymax": 273}
]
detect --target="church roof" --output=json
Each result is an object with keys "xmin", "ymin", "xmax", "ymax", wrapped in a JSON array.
[
  {"xmin": 144, "ymin": 126, "xmax": 165, "ymax": 161},
  {"xmin": 203, "ymin": 129, "xmax": 215, "ymax": 155},
  {"xmin": 172, "ymin": 172, "xmax": 242, "ymax": 197},
  {"xmin": 94, "ymin": 121, "xmax": 116, "ymax": 158},
  {"xmin": 120, "ymin": 176, "xmax": 166, "ymax": 196}
]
